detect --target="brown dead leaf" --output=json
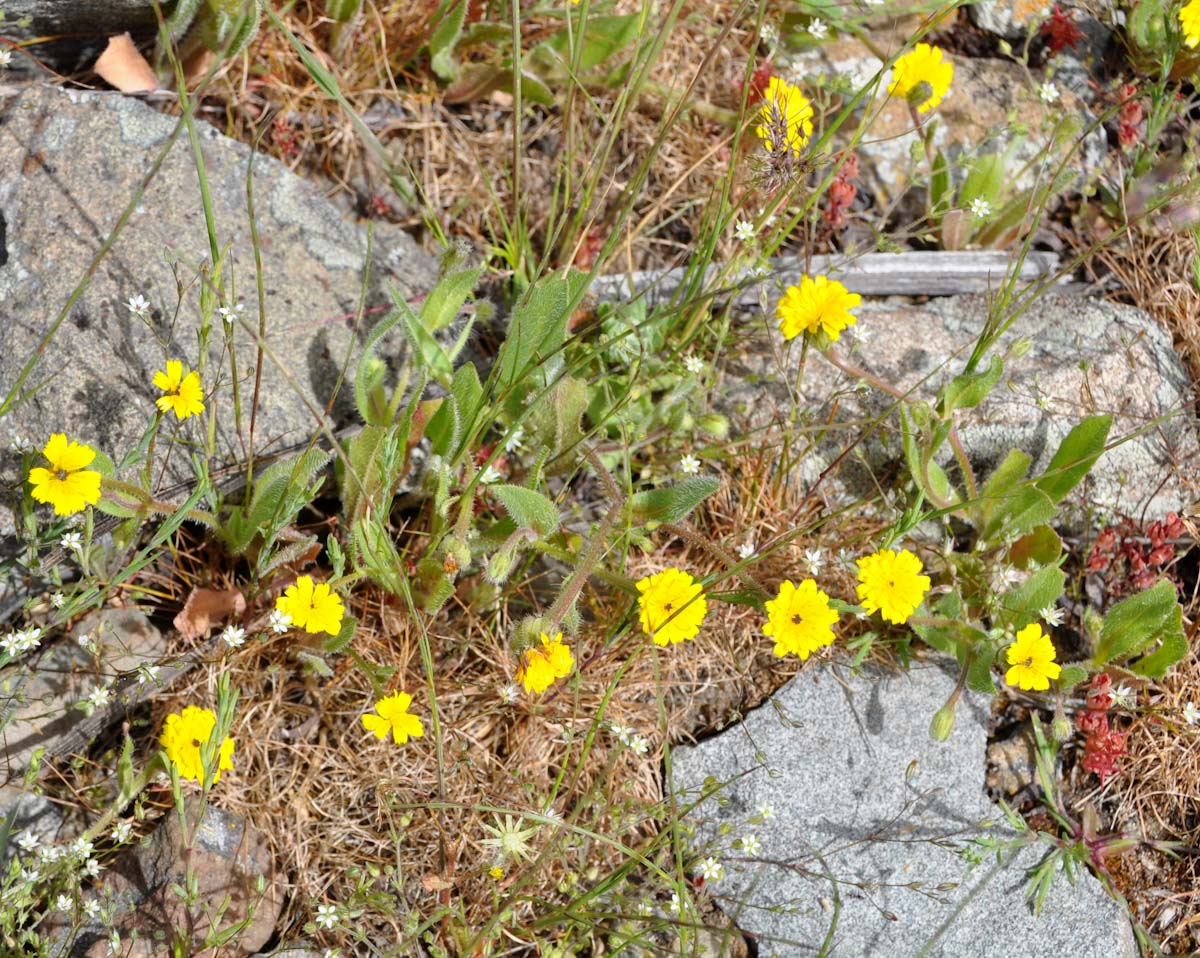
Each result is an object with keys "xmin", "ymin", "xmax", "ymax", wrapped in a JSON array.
[
  {"xmin": 421, "ymin": 874, "xmax": 455, "ymax": 892},
  {"xmin": 174, "ymin": 588, "xmax": 246, "ymax": 640},
  {"xmin": 94, "ymin": 33, "xmax": 159, "ymax": 93}
]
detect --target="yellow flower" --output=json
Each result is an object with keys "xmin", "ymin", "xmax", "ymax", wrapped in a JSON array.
[
  {"xmin": 361, "ymin": 691, "xmax": 425, "ymax": 744},
  {"xmin": 762, "ymin": 578, "xmax": 839, "ymax": 659},
  {"xmin": 275, "ymin": 575, "xmax": 344, "ymax": 635},
  {"xmin": 27, "ymin": 433, "xmax": 103, "ymax": 516},
  {"xmin": 152, "ymin": 360, "xmax": 205, "ymax": 420},
  {"xmin": 1004, "ymin": 623, "xmax": 1062, "ymax": 691},
  {"xmin": 756, "ymin": 76, "xmax": 814, "ymax": 157},
  {"xmin": 518, "ymin": 632, "xmax": 575, "ymax": 695},
  {"xmin": 888, "ymin": 43, "xmax": 954, "ymax": 113},
  {"xmin": 160, "ymin": 705, "xmax": 235, "ymax": 783},
  {"xmin": 1181, "ymin": 0, "xmax": 1200, "ymax": 47},
  {"xmin": 636, "ymin": 568, "xmax": 707, "ymax": 646},
  {"xmin": 855, "ymin": 548, "xmax": 931, "ymax": 625},
  {"xmin": 775, "ymin": 275, "xmax": 861, "ymax": 342},
  {"xmin": 489, "ymin": 865, "xmax": 504, "ymax": 879}
]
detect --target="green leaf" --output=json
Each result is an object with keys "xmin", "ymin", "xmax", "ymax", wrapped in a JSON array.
[
  {"xmin": 978, "ymin": 449, "xmax": 1031, "ymax": 524},
  {"xmin": 535, "ymin": 14, "xmax": 641, "ymax": 72},
  {"xmin": 1008, "ymin": 525, "xmax": 1062, "ymax": 569},
  {"xmin": 959, "ymin": 152, "xmax": 1006, "ymax": 208},
  {"xmin": 630, "ymin": 476, "xmax": 720, "ymax": 525},
  {"xmin": 296, "ymin": 649, "xmax": 334, "ymax": 678},
  {"xmin": 1130, "ymin": 628, "xmax": 1187, "ymax": 678},
  {"xmin": 429, "ymin": 0, "xmax": 467, "ymax": 80},
  {"xmin": 1094, "ymin": 579, "xmax": 1183, "ymax": 672},
  {"xmin": 985, "ymin": 483, "xmax": 1056, "ymax": 545},
  {"xmin": 421, "ymin": 266, "xmax": 481, "ymax": 334},
  {"xmin": 930, "ymin": 149, "xmax": 951, "ymax": 215},
  {"xmin": 490, "ymin": 484, "xmax": 560, "ymax": 535},
  {"xmin": 524, "ymin": 374, "xmax": 588, "ymax": 464},
  {"xmin": 995, "ymin": 565, "xmax": 1065, "ymax": 630},
  {"xmin": 967, "ymin": 644, "xmax": 998, "ymax": 694},
  {"xmin": 396, "ymin": 291, "xmax": 454, "ymax": 386},
  {"xmin": 322, "ymin": 614, "xmax": 358, "ymax": 654},
  {"xmin": 941, "ymin": 355, "xmax": 1003, "ymax": 413},
  {"xmin": 494, "ymin": 270, "xmax": 588, "ymax": 394},
  {"xmin": 1034, "ymin": 415, "xmax": 1111, "ymax": 504},
  {"xmin": 325, "ymin": 0, "xmax": 363, "ymax": 21},
  {"xmin": 1056, "ymin": 664, "xmax": 1088, "ymax": 690},
  {"xmin": 911, "ymin": 592, "xmax": 984, "ymax": 660},
  {"xmin": 425, "ymin": 395, "xmax": 460, "ymax": 458}
]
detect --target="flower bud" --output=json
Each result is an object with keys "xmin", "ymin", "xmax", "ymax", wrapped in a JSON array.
[
  {"xmin": 1052, "ymin": 711, "xmax": 1073, "ymax": 743},
  {"xmin": 929, "ymin": 701, "xmax": 957, "ymax": 741},
  {"xmin": 485, "ymin": 547, "xmax": 516, "ymax": 585},
  {"xmin": 697, "ymin": 413, "xmax": 729, "ymax": 439},
  {"xmin": 906, "ymin": 80, "xmax": 934, "ymax": 109}
]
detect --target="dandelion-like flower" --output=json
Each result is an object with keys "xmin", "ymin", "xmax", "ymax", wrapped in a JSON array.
[
  {"xmin": 159, "ymin": 705, "xmax": 235, "ymax": 783},
  {"xmin": 636, "ymin": 568, "xmax": 707, "ymax": 646},
  {"xmin": 756, "ymin": 76, "xmax": 814, "ymax": 157},
  {"xmin": 517, "ymin": 632, "xmax": 575, "ymax": 695},
  {"xmin": 275, "ymin": 575, "xmax": 344, "ymax": 636},
  {"xmin": 763, "ymin": 578, "xmax": 839, "ymax": 659},
  {"xmin": 28, "ymin": 434, "xmax": 102, "ymax": 516},
  {"xmin": 680, "ymin": 454, "xmax": 701, "ymax": 475},
  {"xmin": 775, "ymin": 275, "xmax": 861, "ymax": 342},
  {"xmin": 1004, "ymin": 624, "xmax": 1062, "ymax": 691},
  {"xmin": 968, "ymin": 197, "xmax": 993, "ymax": 219},
  {"xmin": 888, "ymin": 43, "xmax": 954, "ymax": 113},
  {"xmin": 855, "ymin": 548, "xmax": 931, "ymax": 624},
  {"xmin": 152, "ymin": 360, "xmax": 205, "ymax": 420},
  {"xmin": 361, "ymin": 691, "xmax": 425, "ymax": 744},
  {"xmin": 1180, "ymin": 0, "xmax": 1200, "ymax": 47}
]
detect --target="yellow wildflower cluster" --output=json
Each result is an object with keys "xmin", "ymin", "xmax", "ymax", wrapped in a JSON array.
[
  {"xmin": 518, "ymin": 632, "xmax": 576, "ymax": 695},
  {"xmin": 775, "ymin": 275, "xmax": 862, "ymax": 342},
  {"xmin": 28, "ymin": 434, "xmax": 102, "ymax": 516},
  {"xmin": 153, "ymin": 360, "xmax": 205, "ymax": 420},
  {"xmin": 160, "ymin": 706, "xmax": 236, "ymax": 783},
  {"xmin": 275, "ymin": 575, "xmax": 345, "ymax": 635},
  {"xmin": 1004, "ymin": 624, "xmax": 1062, "ymax": 691}
]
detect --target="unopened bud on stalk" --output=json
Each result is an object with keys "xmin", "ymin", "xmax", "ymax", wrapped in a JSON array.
[
  {"xmin": 930, "ymin": 700, "xmax": 957, "ymax": 741},
  {"xmin": 906, "ymin": 81, "xmax": 934, "ymax": 109},
  {"xmin": 1052, "ymin": 709, "xmax": 1073, "ymax": 743},
  {"xmin": 697, "ymin": 413, "xmax": 730, "ymax": 439}
]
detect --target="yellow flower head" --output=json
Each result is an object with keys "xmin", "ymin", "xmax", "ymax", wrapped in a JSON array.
[
  {"xmin": 361, "ymin": 690, "xmax": 425, "ymax": 744},
  {"xmin": 275, "ymin": 575, "xmax": 344, "ymax": 635},
  {"xmin": 152, "ymin": 360, "xmax": 205, "ymax": 420},
  {"xmin": 756, "ymin": 76, "xmax": 815, "ymax": 157},
  {"xmin": 27, "ymin": 433, "xmax": 103, "ymax": 516},
  {"xmin": 888, "ymin": 43, "xmax": 954, "ymax": 113},
  {"xmin": 855, "ymin": 548, "xmax": 931, "ymax": 625},
  {"xmin": 160, "ymin": 705, "xmax": 235, "ymax": 783},
  {"xmin": 1181, "ymin": 0, "xmax": 1200, "ymax": 47},
  {"xmin": 518, "ymin": 632, "xmax": 575, "ymax": 695},
  {"xmin": 1004, "ymin": 623, "xmax": 1062, "ymax": 691},
  {"xmin": 636, "ymin": 568, "xmax": 707, "ymax": 646},
  {"xmin": 763, "ymin": 578, "xmax": 839, "ymax": 659},
  {"xmin": 775, "ymin": 275, "xmax": 862, "ymax": 342}
]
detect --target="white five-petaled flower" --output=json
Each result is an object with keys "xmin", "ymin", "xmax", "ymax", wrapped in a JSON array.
[
  {"xmin": 19, "ymin": 866, "xmax": 41, "ymax": 885},
  {"xmin": 83, "ymin": 857, "xmax": 102, "ymax": 878},
  {"xmin": 51, "ymin": 591, "xmax": 66, "ymax": 608},
  {"xmin": 680, "ymin": 454, "xmax": 701, "ymax": 476},
  {"xmin": 9, "ymin": 432, "xmax": 37, "ymax": 454},
  {"xmin": 1038, "ymin": 81, "xmax": 1060, "ymax": 104},
  {"xmin": 1184, "ymin": 701, "xmax": 1200, "ymax": 726},
  {"xmin": 126, "ymin": 294, "xmax": 150, "ymax": 318},
  {"xmin": 610, "ymin": 723, "xmax": 634, "ymax": 745},
  {"xmin": 77, "ymin": 632, "xmax": 95, "ymax": 652},
  {"xmin": 628, "ymin": 734, "xmax": 650, "ymax": 755},
  {"xmin": 84, "ymin": 899, "xmax": 102, "ymax": 920},
  {"xmin": 1039, "ymin": 604, "xmax": 1065, "ymax": 627},
  {"xmin": 667, "ymin": 891, "xmax": 684, "ymax": 914},
  {"xmin": 808, "ymin": 17, "xmax": 828, "ymax": 38},
  {"xmin": 269, "ymin": 609, "xmax": 292, "ymax": 634},
  {"xmin": 499, "ymin": 683, "xmax": 521, "ymax": 704},
  {"xmin": 1110, "ymin": 684, "xmax": 1136, "ymax": 710},
  {"xmin": 87, "ymin": 685, "xmax": 112, "ymax": 710},
  {"xmin": 684, "ymin": 354, "xmax": 705, "ymax": 375},
  {"xmin": 55, "ymin": 894, "xmax": 73, "ymax": 912},
  {"xmin": 759, "ymin": 23, "xmax": 778, "ymax": 45},
  {"xmin": 137, "ymin": 664, "xmax": 160, "ymax": 685},
  {"xmin": 969, "ymin": 197, "xmax": 993, "ymax": 219},
  {"xmin": 991, "ymin": 564, "xmax": 1021, "ymax": 590},
  {"xmin": 111, "ymin": 820, "xmax": 134, "ymax": 843},
  {"xmin": 479, "ymin": 464, "xmax": 504, "ymax": 484},
  {"xmin": 222, "ymin": 625, "xmax": 246, "ymax": 648},
  {"xmin": 804, "ymin": 547, "xmax": 825, "ymax": 575},
  {"xmin": 218, "ymin": 302, "xmax": 245, "ymax": 325},
  {"xmin": 61, "ymin": 531, "xmax": 83, "ymax": 551},
  {"xmin": 16, "ymin": 831, "xmax": 39, "ymax": 852},
  {"xmin": 0, "ymin": 50, "xmax": 13, "ymax": 69},
  {"xmin": 734, "ymin": 219, "xmax": 756, "ymax": 242},
  {"xmin": 71, "ymin": 837, "xmax": 95, "ymax": 860},
  {"xmin": 741, "ymin": 833, "xmax": 762, "ymax": 856},
  {"xmin": 737, "ymin": 541, "xmax": 756, "ymax": 560},
  {"xmin": 758, "ymin": 802, "xmax": 776, "ymax": 821},
  {"xmin": 696, "ymin": 856, "xmax": 725, "ymax": 881},
  {"xmin": 314, "ymin": 903, "xmax": 340, "ymax": 930},
  {"xmin": 503, "ymin": 426, "xmax": 525, "ymax": 453}
]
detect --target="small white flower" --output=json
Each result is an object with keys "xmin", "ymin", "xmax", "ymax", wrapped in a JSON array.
[
  {"xmin": 759, "ymin": 23, "xmax": 778, "ymax": 45},
  {"xmin": 629, "ymin": 734, "xmax": 650, "ymax": 755},
  {"xmin": 808, "ymin": 17, "xmax": 828, "ymax": 38},
  {"xmin": 837, "ymin": 548, "xmax": 856, "ymax": 568},
  {"xmin": 83, "ymin": 857, "xmax": 102, "ymax": 877},
  {"xmin": 758, "ymin": 802, "xmax": 776, "ymax": 821},
  {"xmin": 696, "ymin": 856, "xmax": 725, "ymax": 881},
  {"xmin": 19, "ymin": 866, "xmax": 41, "ymax": 885},
  {"xmin": 0, "ymin": 633, "xmax": 19, "ymax": 656},
  {"xmin": 87, "ymin": 685, "xmax": 112, "ymax": 710},
  {"xmin": 1111, "ymin": 684, "xmax": 1136, "ymax": 710},
  {"xmin": 71, "ymin": 838, "xmax": 95, "ymax": 860},
  {"xmin": 479, "ymin": 464, "xmax": 504, "ymax": 484},
  {"xmin": 680, "ymin": 454, "xmax": 701, "ymax": 476},
  {"xmin": 55, "ymin": 894, "xmax": 73, "ymax": 912},
  {"xmin": 991, "ymin": 564, "xmax": 1021, "ymax": 590},
  {"xmin": 126, "ymin": 294, "xmax": 150, "ymax": 318},
  {"xmin": 137, "ymin": 664, "xmax": 160, "ymax": 685},
  {"xmin": 762, "ymin": 212, "xmax": 778, "ymax": 228},
  {"xmin": 218, "ymin": 302, "xmax": 245, "ymax": 325},
  {"xmin": 750, "ymin": 261, "xmax": 771, "ymax": 279},
  {"xmin": 969, "ymin": 197, "xmax": 993, "ymax": 219},
  {"xmin": 9, "ymin": 432, "xmax": 38, "ymax": 454},
  {"xmin": 503, "ymin": 426, "xmax": 525, "ymax": 453},
  {"xmin": 1183, "ymin": 701, "xmax": 1200, "ymax": 726},
  {"xmin": 84, "ymin": 898, "xmax": 102, "ymax": 920},
  {"xmin": 50, "ymin": 591, "xmax": 66, "ymax": 609},
  {"xmin": 1038, "ymin": 81, "xmax": 1060, "ymax": 104},
  {"xmin": 221, "ymin": 625, "xmax": 246, "ymax": 648},
  {"xmin": 77, "ymin": 632, "xmax": 95, "ymax": 652},
  {"xmin": 0, "ymin": 50, "xmax": 12, "ymax": 69},
  {"xmin": 734, "ymin": 219, "xmax": 756, "ymax": 242},
  {"xmin": 37, "ymin": 844, "xmax": 63, "ymax": 863},
  {"xmin": 269, "ymin": 609, "xmax": 292, "ymax": 634},
  {"xmin": 610, "ymin": 723, "xmax": 634, "ymax": 745},
  {"xmin": 315, "ymin": 903, "xmax": 340, "ymax": 930},
  {"xmin": 324, "ymin": 951, "xmax": 341, "ymax": 958},
  {"xmin": 60, "ymin": 531, "xmax": 83, "ymax": 551},
  {"xmin": 804, "ymin": 548, "xmax": 825, "ymax": 575},
  {"xmin": 737, "ymin": 541, "xmax": 756, "ymax": 560},
  {"xmin": 111, "ymin": 820, "xmax": 133, "ymax": 843},
  {"xmin": 667, "ymin": 891, "xmax": 684, "ymax": 914},
  {"xmin": 106, "ymin": 932, "xmax": 121, "ymax": 957},
  {"xmin": 741, "ymin": 833, "xmax": 762, "ymax": 856},
  {"xmin": 683, "ymin": 354, "xmax": 705, "ymax": 375},
  {"xmin": 16, "ymin": 831, "xmax": 39, "ymax": 852},
  {"xmin": 499, "ymin": 683, "xmax": 521, "ymax": 704},
  {"xmin": 1039, "ymin": 604, "xmax": 1065, "ymax": 627}
]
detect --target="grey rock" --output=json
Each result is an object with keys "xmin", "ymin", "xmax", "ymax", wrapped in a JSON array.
[
  {"xmin": 0, "ymin": 85, "xmax": 438, "ymax": 533},
  {"xmin": 252, "ymin": 948, "xmax": 322, "ymax": 958},
  {"xmin": 721, "ymin": 293, "xmax": 1199, "ymax": 520},
  {"xmin": 2, "ymin": 608, "xmax": 166, "ymax": 782},
  {"xmin": 670, "ymin": 661, "xmax": 1138, "ymax": 958},
  {"xmin": 0, "ymin": 782, "xmax": 62, "ymax": 864},
  {"xmin": 968, "ymin": 0, "xmax": 1028, "ymax": 40}
]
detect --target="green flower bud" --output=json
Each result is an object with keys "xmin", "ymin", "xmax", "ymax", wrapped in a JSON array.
[
  {"xmin": 929, "ymin": 701, "xmax": 957, "ymax": 741},
  {"xmin": 1052, "ymin": 711, "xmax": 1073, "ymax": 743},
  {"xmin": 697, "ymin": 413, "xmax": 730, "ymax": 439},
  {"xmin": 906, "ymin": 80, "xmax": 934, "ymax": 109},
  {"xmin": 485, "ymin": 547, "xmax": 516, "ymax": 585}
]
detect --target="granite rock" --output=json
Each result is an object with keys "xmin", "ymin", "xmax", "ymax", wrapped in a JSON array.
[
  {"xmin": 670, "ymin": 661, "xmax": 1138, "ymax": 958},
  {"xmin": 720, "ymin": 293, "xmax": 1200, "ymax": 520},
  {"xmin": 0, "ymin": 85, "xmax": 438, "ymax": 533}
]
